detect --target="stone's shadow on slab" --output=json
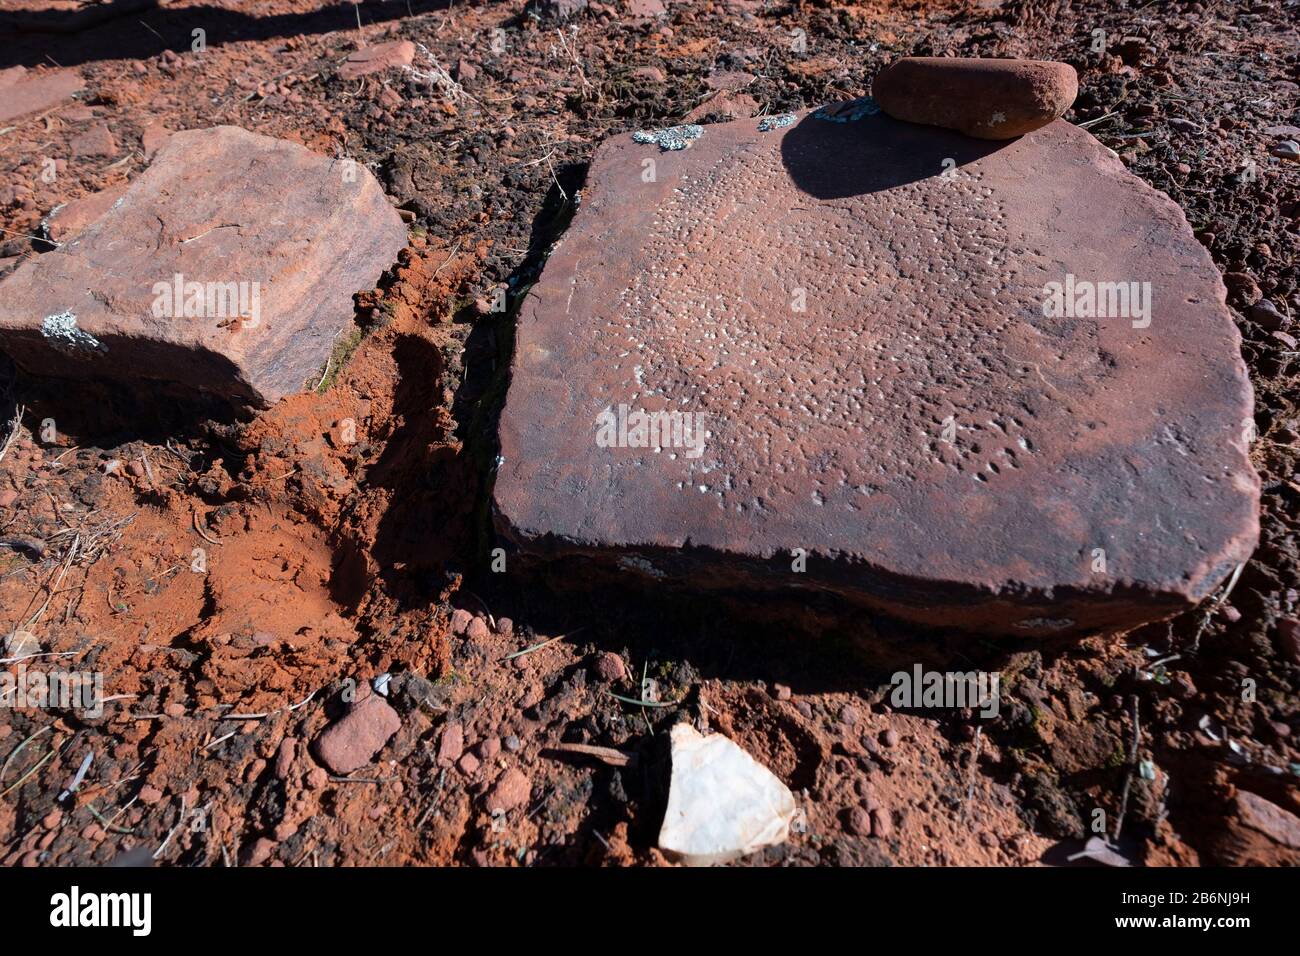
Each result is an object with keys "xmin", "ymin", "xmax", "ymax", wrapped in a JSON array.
[{"xmin": 779, "ymin": 111, "xmax": 1008, "ymax": 200}]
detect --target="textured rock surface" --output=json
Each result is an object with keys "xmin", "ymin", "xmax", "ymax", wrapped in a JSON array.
[
  {"xmin": 43, "ymin": 185, "xmax": 129, "ymax": 243},
  {"xmin": 873, "ymin": 57, "xmax": 1077, "ymax": 139},
  {"xmin": 0, "ymin": 125, "xmax": 408, "ymax": 407},
  {"xmin": 658, "ymin": 723, "xmax": 797, "ymax": 866},
  {"xmin": 0, "ymin": 67, "xmax": 85, "ymax": 124},
  {"xmin": 494, "ymin": 109, "xmax": 1259, "ymax": 634},
  {"xmin": 311, "ymin": 694, "xmax": 402, "ymax": 775}
]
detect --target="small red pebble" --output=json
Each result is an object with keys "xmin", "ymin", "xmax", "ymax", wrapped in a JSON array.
[
  {"xmin": 485, "ymin": 768, "xmax": 531, "ymax": 815},
  {"xmin": 273, "ymin": 738, "xmax": 297, "ymax": 780},
  {"xmin": 273, "ymin": 821, "xmax": 298, "ymax": 842},
  {"xmin": 466, "ymin": 617, "xmax": 491, "ymax": 642},
  {"xmin": 437, "ymin": 722, "xmax": 465, "ymax": 766},
  {"xmin": 1169, "ymin": 672, "xmax": 1197, "ymax": 700},
  {"xmin": 870, "ymin": 807, "xmax": 894, "ymax": 838},
  {"xmin": 844, "ymin": 806, "xmax": 871, "ymax": 837},
  {"xmin": 590, "ymin": 652, "xmax": 627, "ymax": 683},
  {"xmin": 240, "ymin": 837, "xmax": 276, "ymax": 867},
  {"xmin": 306, "ymin": 767, "xmax": 329, "ymax": 789}
]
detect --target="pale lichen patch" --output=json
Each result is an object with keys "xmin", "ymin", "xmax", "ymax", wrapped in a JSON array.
[{"xmin": 41, "ymin": 310, "xmax": 106, "ymax": 356}]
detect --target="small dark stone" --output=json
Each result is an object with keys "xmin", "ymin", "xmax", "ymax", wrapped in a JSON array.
[
  {"xmin": 1248, "ymin": 300, "xmax": 1288, "ymax": 331},
  {"xmin": 528, "ymin": 0, "xmax": 588, "ymax": 19},
  {"xmin": 844, "ymin": 806, "xmax": 872, "ymax": 837}
]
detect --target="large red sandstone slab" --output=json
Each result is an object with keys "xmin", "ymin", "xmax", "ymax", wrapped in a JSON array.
[
  {"xmin": 0, "ymin": 126, "xmax": 407, "ymax": 407},
  {"xmin": 494, "ymin": 108, "xmax": 1260, "ymax": 634}
]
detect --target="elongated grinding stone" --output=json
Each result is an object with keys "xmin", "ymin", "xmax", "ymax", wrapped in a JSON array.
[{"xmin": 873, "ymin": 57, "xmax": 1077, "ymax": 139}]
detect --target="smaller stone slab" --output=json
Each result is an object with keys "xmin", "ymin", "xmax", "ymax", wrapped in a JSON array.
[{"xmin": 0, "ymin": 126, "xmax": 408, "ymax": 407}]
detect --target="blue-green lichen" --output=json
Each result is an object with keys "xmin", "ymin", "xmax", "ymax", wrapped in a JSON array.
[
  {"xmin": 813, "ymin": 96, "xmax": 882, "ymax": 123},
  {"xmin": 758, "ymin": 113, "xmax": 797, "ymax": 132},
  {"xmin": 632, "ymin": 124, "xmax": 704, "ymax": 151}
]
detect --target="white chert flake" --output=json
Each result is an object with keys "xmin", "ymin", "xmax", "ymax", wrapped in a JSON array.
[{"xmin": 658, "ymin": 723, "xmax": 797, "ymax": 866}]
